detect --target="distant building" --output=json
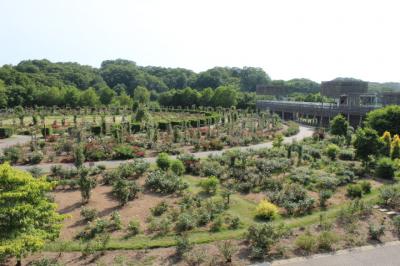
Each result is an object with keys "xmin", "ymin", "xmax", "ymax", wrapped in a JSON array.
[
  {"xmin": 256, "ymin": 85, "xmax": 291, "ymax": 96},
  {"xmin": 321, "ymin": 80, "xmax": 377, "ymax": 107},
  {"xmin": 256, "ymin": 79, "xmax": 388, "ymax": 128},
  {"xmin": 381, "ymin": 92, "xmax": 400, "ymax": 106}
]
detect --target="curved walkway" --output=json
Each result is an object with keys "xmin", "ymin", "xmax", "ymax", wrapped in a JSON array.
[
  {"xmin": 15, "ymin": 125, "xmax": 314, "ymax": 173},
  {"xmin": 258, "ymin": 241, "xmax": 400, "ymax": 266}
]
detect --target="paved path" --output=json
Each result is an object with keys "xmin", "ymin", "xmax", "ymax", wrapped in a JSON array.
[
  {"xmin": 14, "ymin": 125, "xmax": 314, "ymax": 173},
  {"xmin": 0, "ymin": 135, "xmax": 31, "ymax": 155},
  {"xmin": 254, "ymin": 241, "xmax": 400, "ymax": 266}
]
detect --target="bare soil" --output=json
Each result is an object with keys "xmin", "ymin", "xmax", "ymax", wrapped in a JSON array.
[{"xmin": 54, "ymin": 178, "xmax": 179, "ymax": 240}]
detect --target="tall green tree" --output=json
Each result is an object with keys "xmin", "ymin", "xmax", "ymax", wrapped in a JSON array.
[
  {"xmin": 330, "ymin": 114, "xmax": 349, "ymax": 136},
  {"xmin": 78, "ymin": 167, "xmax": 97, "ymax": 203},
  {"xmin": 112, "ymin": 90, "xmax": 133, "ymax": 107},
  {"xmin": 98, "ymin": 86, "xmax": 116, "ymax": 105},
  {"xmin": 0, "ymin": 163, "xmax": 66, "ymax": 265},
  {"xmin": 366, "ymin": 105, "xmax": 400, "ymax": 135},
  {"xmin": 0, "ymin": 80, "xmax": 7, "ymax": 108},
  {"xmin": 239, "ymin": 67, "xmax": 270, "ymax": 91},
  {"xmin": 353, "ymin": 127, "xmax": 381, "ymax": 167},
  {"xmin": 199, "ymin": 87, "xmax": 214, "ymax": 106},
  {"xmin": 211, "ymin": 85, "xmax": 238, "ymax": 107},
  {"xmin": 79, "ymin": 87, "xmax": 100, "ymax": 107},
  {"xmin": 133, "ymin": 86, "xmax": 150, "ymax": 104}
]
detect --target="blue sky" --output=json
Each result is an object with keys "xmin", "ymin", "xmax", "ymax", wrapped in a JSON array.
[{"xmin": 1, "ymin": 0, "xmax": 399, "ymax": 82}]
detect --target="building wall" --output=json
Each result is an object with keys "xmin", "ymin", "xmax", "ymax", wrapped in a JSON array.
[
  {"xmin": 381, "ymin": 92, "xmax": 400, "ymax": 106},
  {"xmin": 321, "ymin": 80, "xmax": 368, "ymax": 98}
]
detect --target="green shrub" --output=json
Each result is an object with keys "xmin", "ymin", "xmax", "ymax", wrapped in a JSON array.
[
  {"xmin": 246, "ymin": 223, "xmax": 288, "ymax": 259},
  {"xmin": 84, "ymin": 144, "xmax": 108, "ymax": 161},
  {"xmin": 326, "ymin": 144, "xmax": 340, "ymax": 160},
  {"xmin": 151, "ymin": 201, "xmax": 169, "ymax": 216},
  {"xmin": 193, "ymin": 207, "xmax": 209, "ymax": 225},
  {"xmin": 209, "ymin": 139, "xmax": 224, "ymax": 150},
  {"xmin": 336, "ymin": 169, "xmax": 356, "ymax": 185},
  {"xmin": 28, "ymin": 151, "xmax": 44, "ymax": 164},
  {"xmin": 110, "ymin": 211, "xmax": 123, "ymax": 230},
  {"xmin": 330, "ymin": 114, "xmax": 349, "ymax": 136},
  {"xmin": 175, "ymin": 212, "xmax": 196, "ymax": 232},
  {"xmin": 90, "ymin": 126, "xmax": 102, "ymax": 135},
  {"xmin": 339, "ymin": 150, "xmax": 354, "ymax": 161},
  {"xmin": 127, "ymin": 219, "xmax": 141, "ymax": 235},
  {"xmin": 78, "ymin": 218, "xmax": 110, "ymax": 240},
  {"xmin": 27, "ymin": 166, "xmax": 43, "ymax": 178},
  {"xmin": 360, "ymin": 180, "xmax": 372, "ymax": 194},
  {"xmin": 272, "ymin": 133, "xmax": 284, "ymax": 148},
  {"xmin": 3, "ymin": 146, "xmax": 22, "ymax": 164},
  {"xmin": 175, "ymin": 234, "xmax": 192, "ymax": 258},
  {"xmin": 131, "ymin": 122, "xmax": 141, "ymax": 133},
  {"xmin": 0, "ymin": 127, "xmax": 13, "ymax": 139},
  {"xmin": 78, "ymin": 167, "xmax": 97, "ymax": 203},
  {"xmin": 228, "ymin": 216, "xmax": 241, "ymax": 229},
  {"xmin": 156, "ymin": 152, "xmax": 171, "ymax": 170},
  {"xmin": 217, "ymin": 240, "xmax": 237, "ymax": 263},
  {"xmin": 199, "ymin": 176, "xmax": 219, "ymax": 195},
  {"xmin": 347, "ymin": 184, "xmax": 363, "ymax": 198},
  {"xmin": 315, "ymin": 175, "xmax": 339, "ymax": 191},
  {"xmin": 269, "ymin": 183, "xmax": 315, "ymax": 216},
  {"xmin": 41, "ymin": 127, "xmax": 52, "ymax": 137},
  {"xmin": 319, "ymin": 190, "xmax": 333, "ymax": 208},
  {"xmin": 202, "ymin": 198, "xmax": 225, "ymax": 219},
  {"xmin": 284, "ymin": 121, "xmax": 300, "ymax": 137},
  {"xmin": 177, "ymin": 153, "xmax": 200, "ymax": 174},
  {"xmin": 113, "ymin": 144, "xmax": 135, "ymax": 160},
  {"xmin": 379, "ymin": 185, "xmax": 400, "ymax": 208},
  {"xmin": 210, "ymin": 216, "xmax": 223, "ymax": 232},
  {"xmin": 375, "ymin": 157, "xmax": 396, "ymax": 180},
  {"xmin": 295, "ymin": 232, "xmax": 316, "ymax": 253},
  {"xmin": 112, "ymin": 179, "xmax": 141, "ymax": 205},
  {"xmin": 80, "ymin": 207, "xmax": 98, "ymax": 222},
  {"xmin": 103, "ymin": 161, "xmax": 149, "ymax": 185},
  {"xmin": 148, "ymin": 217, "xmax": 171, "ymax": 236},
  {"xmin": 199, "ymin": 160, "xmax": 225, "ymax": 178},
  {"xmin": 145, "ymin": 170, "xmax": 188, "ymax": 194},
  {"xmin": 170, "ymin": 159, "xmax": 185, "ymax": 176},
  {"xmin": 307, "ymin": 148, "xmax": 321, "ymax": 159},
  {"xmin": 29, "ymin": 258, "xmax": 62, "ymax": 266},
  {"xmin": 337, "ymin": 199, "xmax": 372, "ymax": 225},
  {"xmin": 392, "ymin": 215, "xmax": 400, "ymax": 234},
  {"xmin": 368, "ymin": 223, "xmax": 385, "ymax": 241},
  {"xmin": 73, "ymin": 144, "xmax": 85, "ymax": 168},
  {"xmin": 317, "ymin": 231, "xmax": 338, "ymax": 251}
]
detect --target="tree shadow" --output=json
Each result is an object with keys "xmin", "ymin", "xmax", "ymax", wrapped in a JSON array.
[
  {"xmin": 59, "ymin": 202, "xmax": 82, "ymax": 214},
  {"xmin": 97, "ymin": 205, "xmax": 121, "ymax": 218}
]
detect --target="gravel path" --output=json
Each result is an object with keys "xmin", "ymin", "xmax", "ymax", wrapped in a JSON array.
[
  {"xmin": 0, "ymin": 135, "xmax": 31, "ymax": 155},
  {"xmin": 260, "ymin": 241, "xmax": 400, "ymax": 266},
  {"xmin": 14, "ymin": 125, "xmax": 314, "ymax": 173}
]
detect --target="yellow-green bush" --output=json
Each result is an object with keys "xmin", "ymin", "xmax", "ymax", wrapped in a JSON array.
[{"xmin": 255, "ymin": 200, "xmax": 279, "ymax": 220}]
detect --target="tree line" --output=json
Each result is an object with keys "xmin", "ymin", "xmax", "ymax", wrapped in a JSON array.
[{"xmin": 0, "ymin": 59, "xmax": 320, "ymax": 109}]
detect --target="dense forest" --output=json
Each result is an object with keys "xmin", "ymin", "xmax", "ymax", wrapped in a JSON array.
[
  {"xmin": 0, "ymin": 59, "xmax": 398, "ymax": 109},
  {"xmin": 0, "ymin": 59, "xmax": 321, "ymax": 109}
]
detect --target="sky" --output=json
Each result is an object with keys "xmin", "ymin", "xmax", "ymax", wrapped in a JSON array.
[{"xmin": 0, "ymin": 0, "xmax": 399, "ymax": 83}]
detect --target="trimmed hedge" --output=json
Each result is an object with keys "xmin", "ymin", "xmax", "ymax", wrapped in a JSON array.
[
  {"xmin": 91, "ymin": 126, "xmax": 102, "ymax": 135},
  {"xmin": 0, "ymin": 127, "xmax": 13, "ymax": 139},
  {"xmin": 131, "ymin": 123, "xmax": 141, "ymax": 133},
  {"xmin": 41, "ymin": 127, "xmax": 52, "ymax": 137},
  {"xmin": 158, "ymin": 121, "xmax": 169, "ymax": 131}
]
